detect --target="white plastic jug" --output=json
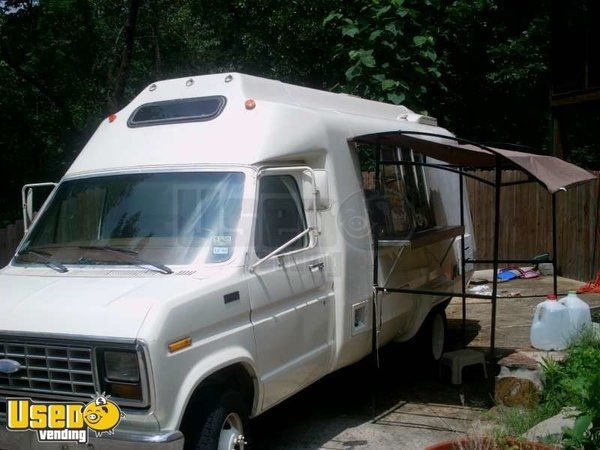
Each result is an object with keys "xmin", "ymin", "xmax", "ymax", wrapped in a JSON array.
[
  {"xmin": 530, "ymin": 294, "xmax": 571, "ymax": 351},
  {"xmin": 559, "ymin": 290, "xmax": 591, "ymax": 340}
]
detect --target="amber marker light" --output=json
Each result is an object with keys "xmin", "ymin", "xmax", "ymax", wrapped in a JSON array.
[
  {"xmin": 168, "ymin": 337, "xmax": 192, "ymax": 353},
  {"xmin": 110, "ymin": 382, "xmax": 142, "ymax": 400},
  {"xmin": 245, "ymin": 99, "xmax": 256, "ymax": 110},
  {"xmin": 108, "ymin": 113, "xmax": 117, "ymax": 123}
]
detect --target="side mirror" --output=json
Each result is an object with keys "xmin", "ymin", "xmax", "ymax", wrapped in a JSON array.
[
  {"xmin": 25, "ymin": 188, "xmax": 34, "ymax": 224},
  {"xmin": 304, "ymin": 169, "xmax": 330, "ymax": 211},
  {"xmin": 22, "ymin": 182, "xmax": 57, "ymax": 233}
]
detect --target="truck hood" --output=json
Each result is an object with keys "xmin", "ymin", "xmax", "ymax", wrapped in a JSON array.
[{"xmin": 0, "ymin": 271, "xmax": 209, "ymax": 339}]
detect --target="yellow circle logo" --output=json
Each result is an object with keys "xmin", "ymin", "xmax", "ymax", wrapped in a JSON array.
[{"xmin": 82, "ymin": 395, "xmax": 123, "ymax": 436}]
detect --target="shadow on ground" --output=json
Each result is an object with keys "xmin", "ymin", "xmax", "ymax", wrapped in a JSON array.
[{"xmin": 252, "ymin": 319, "xmax": 503, "ymax": 449}]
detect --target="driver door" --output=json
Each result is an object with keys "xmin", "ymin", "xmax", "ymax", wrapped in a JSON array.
[{"xmin": 248, "ymin": 170, "xmax": 333, "ymax": 409}]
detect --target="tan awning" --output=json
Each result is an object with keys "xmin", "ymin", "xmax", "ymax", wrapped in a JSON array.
[{"xmin": 351, "ymin": 132, "xmax": 596, "ymax": 193}]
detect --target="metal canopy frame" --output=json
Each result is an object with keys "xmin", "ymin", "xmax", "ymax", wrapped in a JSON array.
[{"xmin": 358, "ymin": 130, "xmax": 563, "ymax": 394}]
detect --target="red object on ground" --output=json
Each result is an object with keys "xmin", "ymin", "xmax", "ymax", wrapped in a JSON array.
[{"xmin": 578, "ymin": 270, "xmax": 600, "ymax": 294}]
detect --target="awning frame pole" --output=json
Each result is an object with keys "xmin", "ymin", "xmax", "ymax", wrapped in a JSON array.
[
  {"xmin": 372, "ymin": 139, "xmax": 382, "ymax": 367},
  {"xmin": 490, "ymin": 158, "xmax": 502, "ymax": 395},
  {"xmin": 460, "ymin": 168, "xmax": 467, "ymax": 347},
  {"xmin": 552, "ymin": 193, "xmax": 558, "ymax": 295}
]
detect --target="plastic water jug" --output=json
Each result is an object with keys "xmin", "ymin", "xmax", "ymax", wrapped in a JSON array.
[
  {"xmin": 530, "ymin": 294, "xmax": 570, "ymax": 351},
  {"xmin": 559, "ymin": 290, "xmax": 591, "ymax": 340}
]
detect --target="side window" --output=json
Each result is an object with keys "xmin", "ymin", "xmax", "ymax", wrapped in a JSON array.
[
  {"xmin": 255, "ymin": 175, "xmax": 309, "ymax": 258},
  {"xmin": 360, "ymin": 145, "xmax": 436, "ymax": 238}
]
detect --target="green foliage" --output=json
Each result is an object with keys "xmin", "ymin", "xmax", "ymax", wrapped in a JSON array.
[
  {"xmin": 562, "ymin": 414, "xmax": 594, "ymax": 449},
  {"xmin": 324, "ymin": 0, "xmax": 444, "ymax": 108},
  {"xmin": 0, "ymin": 0, "xmax": 342, "ymax": 221},
  {"xmin": 540, "ymin": 330, "xmax": 600, "ymax": 448},
  {"xmin": 541, "ymin": 329, "xmax": 600, "ymax": 411},
  {"xmin": 0, "ymin": 0, "xmax": 559, "ymax": 222},
  {"xmin": 325, "ymin": 0, "xmax": 551, "ymax": 144},
  {"xmin": 492, "ymin": 403, "xmax": 559, "ymax": 439},
  {"xmin": 562, "ymin": 372, "xmax": 600, "ymax": 449}
]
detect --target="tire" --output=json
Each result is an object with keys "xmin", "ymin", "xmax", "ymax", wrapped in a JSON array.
[
  {"xmin": 182, "ymin": 389, "xmax": 251, "ymax": 450},
  {"xmin": 417, "ymin": 308, "xmax": 447, "ymax": 362}
]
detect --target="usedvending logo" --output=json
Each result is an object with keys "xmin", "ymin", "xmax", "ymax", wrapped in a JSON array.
[{"xmin": 6, "ymin": 394, "xmax": 124, "ymax": 444}]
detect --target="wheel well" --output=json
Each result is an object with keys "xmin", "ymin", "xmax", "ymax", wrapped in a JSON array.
[
  {"xmin": 181, "ymin": 363, "xmax": 256, "ymax": 424},
  {"xmin": 433, "ymin": 297, "xmax": 451, "ymax": 313}
]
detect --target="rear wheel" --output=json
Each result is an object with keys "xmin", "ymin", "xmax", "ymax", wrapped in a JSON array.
[
  {"xmin": 430, "ymin": 310, "xmax": 446, "ymax": 361},
  {"xmin": 417, "ymin": 308, "xmax": 447, "ymax": 362}
]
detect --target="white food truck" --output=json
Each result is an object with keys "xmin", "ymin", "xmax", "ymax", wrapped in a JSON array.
[{"xmin": 0, "ymin": 73, "xmax": 472, "ymax": 449}]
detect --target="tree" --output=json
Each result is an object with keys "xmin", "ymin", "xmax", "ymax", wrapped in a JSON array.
[
  {"xmin": 0, "ymin": 0, "xmax": 557, "ymax": 223},
  {"xmin": 324, "ymin": 0, "xmax": 445, "ymax": 109},
  {"xmin": 324, "ymin": 0, "xmax": 551, "ymax": 149}
]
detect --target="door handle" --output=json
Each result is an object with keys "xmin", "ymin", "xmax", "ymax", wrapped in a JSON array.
[{"xmin": 309, "ymin": 262, "xmax": 325, "ymax": 272}]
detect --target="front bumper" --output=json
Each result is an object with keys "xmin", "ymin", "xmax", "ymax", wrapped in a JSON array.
[{"xmin": 0, "ymin": 426, "xmax": 184, "ymax": 450}]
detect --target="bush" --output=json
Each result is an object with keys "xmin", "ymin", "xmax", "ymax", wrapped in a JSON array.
[
  {"xmin": 541, "ymin": 328, "xmax": 600, "ymax": 412},
  {"xmin": 540, "ymin": 328, "xmax": 600, "ymax": 449}
]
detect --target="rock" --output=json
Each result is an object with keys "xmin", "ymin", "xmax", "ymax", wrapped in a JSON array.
[
  {"xmin": 520, "ymin": 350, "xmax": 566, "ymax": 364},
  {"xmin": 592, "ymin": 322, "xmax": 600, "ymax": 340},
  {"xmin": 497, "ymin": 364, "xmax": 543, "ymax": 390},
  {"xmin": 524, "ymin": 407, "xmax": 579, "ymax": 442},
  {"xmin": 496, "ymin": 350, "xmax": 545, "ymax": 406},
  {"xmin": 495, "ymin": 376, "xmax": 540, "ymax": 408},
  {"xmin": 498, "ymin": 352, "xmax": 539, "ymax": 370}
]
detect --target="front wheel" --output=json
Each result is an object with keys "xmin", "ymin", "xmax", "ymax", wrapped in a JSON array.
[
  {"xmin": 217, "ymin": 411, "xmax": 246, "ymax": 450},
  {"xmin": 183, "ymin": 389, "xmax": 250, "ymax": 450}
]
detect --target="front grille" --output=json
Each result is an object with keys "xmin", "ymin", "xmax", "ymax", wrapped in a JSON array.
[{"xmin": 0, "ymin": 340, "xmax": 97, "ymax": 398}]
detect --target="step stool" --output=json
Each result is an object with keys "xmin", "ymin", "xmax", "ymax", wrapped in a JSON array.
[{"xmin": 439, "ymin": 349, "xmax": 488, "ymax": 385}]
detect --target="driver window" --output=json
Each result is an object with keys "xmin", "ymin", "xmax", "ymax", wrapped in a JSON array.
[{"xmin": 255, "ymin": 175, "xmax": 309, "ymax": 258}]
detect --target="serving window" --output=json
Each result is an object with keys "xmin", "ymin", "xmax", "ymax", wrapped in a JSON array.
[{"xmin": 360, "ymin": 145, "xmax": 436, "ymax": 240}]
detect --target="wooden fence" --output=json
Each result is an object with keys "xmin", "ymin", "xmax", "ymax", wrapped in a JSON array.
[
  {"xmin": 0, "ymin": 220, "xmax": 24, "ymax": 267},
  {"xmin": 466, "ymin": 170, "xmax": 600, "ymax": 282}
]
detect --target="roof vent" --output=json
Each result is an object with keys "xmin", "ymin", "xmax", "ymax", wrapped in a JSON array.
[{"xmin": 406, "ymin": 113, "xmax": 437, "ymax": 126}]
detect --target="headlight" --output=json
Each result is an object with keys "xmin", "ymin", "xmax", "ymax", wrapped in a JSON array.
[
  {"xmin": 104, "ymin": 351, "xmax": 140, "ymax": 382},
  {"xmin": 99, "ymin": 349, "xmax": 146, "ymax": 405}
]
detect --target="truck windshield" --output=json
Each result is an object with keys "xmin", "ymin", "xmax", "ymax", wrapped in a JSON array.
[{"xmin": 18, "ymin": 172, "xmax": 245, "ymax": 266}]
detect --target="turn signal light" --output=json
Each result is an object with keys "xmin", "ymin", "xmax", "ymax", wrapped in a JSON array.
[
  {"xmin": 245, "ymin": 99, "xmax": 256, "ymax": 110},
  {"xmin": 168, "ymin": 337, "xmax": 192, "ymax": 353},
  {"xmin": 109, "ymin": 382, "xmax": 142, "ymax": 400},
  {"xmin": 108, "ymin": 114, "xmax": 117, "ymax": 123}
]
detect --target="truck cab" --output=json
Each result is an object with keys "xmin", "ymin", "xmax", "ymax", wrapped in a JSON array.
[{"xmin": 0, "ymin": 73, "xmax": 472, "ymax": 450}]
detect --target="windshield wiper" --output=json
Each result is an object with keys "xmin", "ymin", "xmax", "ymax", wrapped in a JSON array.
[
  {"xmin": 15, "ymin": 249, "xmax": 69, "ymax": 273},
  {"xmin": 78, "ymin": 245, "xmax": 173, "ymax": 274}
]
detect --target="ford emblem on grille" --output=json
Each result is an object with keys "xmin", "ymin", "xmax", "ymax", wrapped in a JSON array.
[{"xmin": 0, "ymin": 358, "xmax": 22, "ymax": 374}]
